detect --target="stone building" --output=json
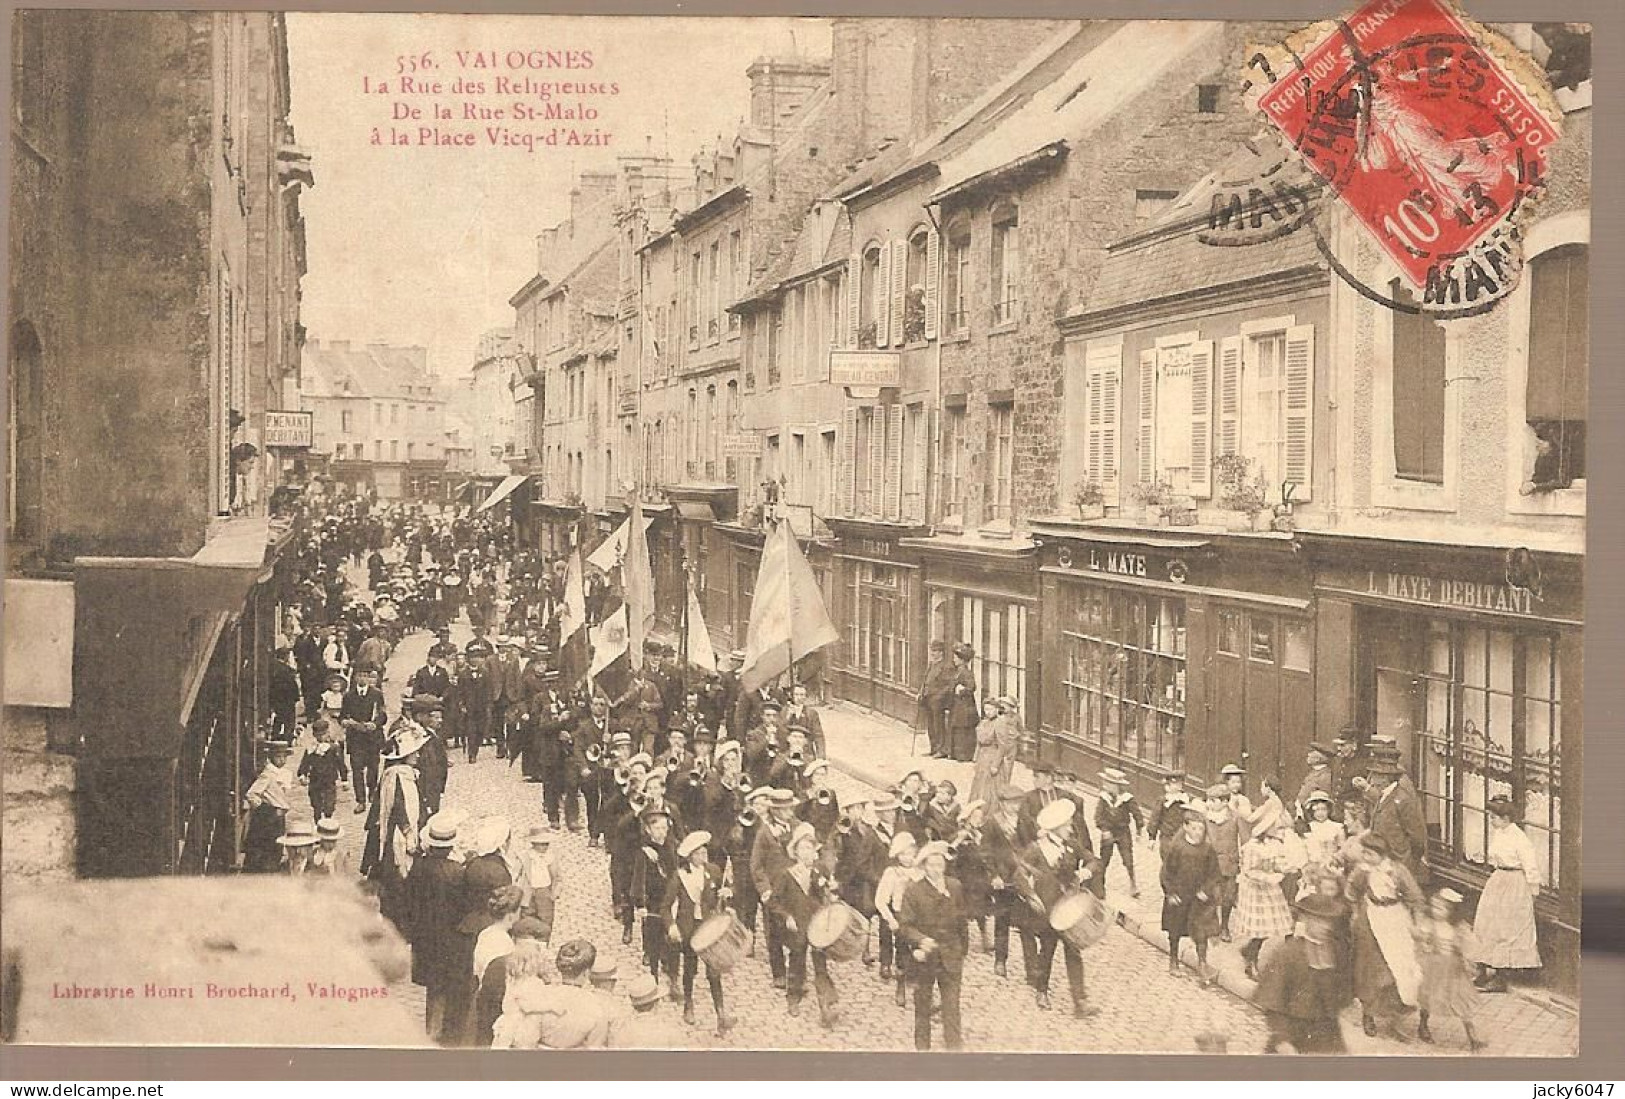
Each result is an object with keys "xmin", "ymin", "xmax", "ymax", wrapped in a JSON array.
[
  {"xmin": 301, "ymin": 339, "xmax": 448, "ymax": 501},
  {"xmin": 7, "ymin": 11, "xmax": 310, "ymax": 878}
]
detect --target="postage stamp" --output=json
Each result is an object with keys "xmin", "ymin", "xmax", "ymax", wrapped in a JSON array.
[{"xmin": 1252, "ymin": 0, "xmax": 1562, "ymax": 312}]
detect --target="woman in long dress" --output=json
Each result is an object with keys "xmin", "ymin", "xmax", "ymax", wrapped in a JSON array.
[
  {"xmin": 968, "ymin": 700, "xmax": 1013, "ymax": 807},
  {"xmin": 1346, "ymin": 832, "xmax": 1425, "ymax": 1040},
  {"xmin": 1471, "ymin": 795, "xmax": 1543, "ymax": 992}
]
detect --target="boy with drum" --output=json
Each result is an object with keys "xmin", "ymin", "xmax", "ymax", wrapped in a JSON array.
[
  {"xmin": 898, "ymin": 840, "xmax": 969, "ymax": 1051},
  {"xmin": 1018, "ymin": 798, "xmax": 1102, "ymax": 1018},
  {"xmin": 663, "ymin": 830, "xmax": 736, "ymax": 1036},
  {"xmin": 772, "ymin": 821, "xmax": 843, "ymax": 1027}
]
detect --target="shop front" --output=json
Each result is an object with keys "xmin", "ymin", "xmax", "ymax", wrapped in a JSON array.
[
  {"xmin": 1032, "ymin": 520, "xmax": 1314, "ymax": 805},
  {"xmin": 902, "ymin": 533, "xmax": 1039, "ymax": 733},
  {"xmin": 826, "ymin": 519, "xmax": 928, "ymax": 724},
  {"xmin": 533, "ymin": 498, "xmax": 585, "ymax": 559},
  {"xmin": 1307, "ymin": 535, "xmax": 1582, "ymax": 993}
]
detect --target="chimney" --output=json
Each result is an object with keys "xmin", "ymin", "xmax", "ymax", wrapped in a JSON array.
[
  {"xmin": 570, "ymin": 169, "xmax": 618, "ymax": 226},
  {"xmin": 537, "ymin": 228, "xmax": 559, "ymax": 271},
  {"xmin": 747, "ymin": 56, "xmax": 832, "ymax": 130}
]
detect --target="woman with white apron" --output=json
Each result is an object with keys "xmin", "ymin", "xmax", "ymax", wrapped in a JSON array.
[
  {"xmin": 1348, "ymin": 832, "xmax": 1424, "ymax": 1040},
  {"xmin": 1471, "ymin": 794, "xmax": 1543, "ymax": 992}
]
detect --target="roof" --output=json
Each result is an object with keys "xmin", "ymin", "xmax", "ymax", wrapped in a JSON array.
[
  {"xmin": 930, "ymin": 20, "xmax": 1226, "ymax": 202},
  {"xmin": 1082, "ymin": 140, "xmax": 1330, "ymax": 317},
  {"xmin": 301, "ymin": 341, "xmax": 440, "ymax": 402},
  {"xmin": 542, "ymin": 238, "xmax": 615, "ymax": 300}
]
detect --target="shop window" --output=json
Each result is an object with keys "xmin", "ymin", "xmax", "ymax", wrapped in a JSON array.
[
  {"xmin": 1390, "ymin": 280, "xmax": 1447, "ymax": 484},
  {"xmin": 1282, "ymin": 620, "xmax": 1312, "ymax": 671},
  {"xmin": 1374, "ymin": 615, "xmax": 1563, "ymax": 890},
  {"xmin": 845, "ymin": 561, "xmax": 911, "ymax": 687},
  {"xmin": 991, "ymin": 202, "xmax": 1021, "ymax": 326},
  {"xmin": 1060, "ymin": 587, "xmax": 1187, "ymax": 770},
  {"xmin": 1216, "ymin": 609, "xmax": 1241, "ymax": 656},
  {"xmin": 1523, "ymin": 243, "xmax": 1587, "ymax": 489},
  {"xmin": 954, "ymin": 595, "xmax": 1028, "ymax": 713},
  {"xmin": 1249, "ymin": 618, "xmax": 1276, "ymax": 662}
]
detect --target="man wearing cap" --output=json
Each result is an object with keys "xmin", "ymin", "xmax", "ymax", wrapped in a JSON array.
[
  {"xmin": 407, "ymin": 648, "xmax": 453, "ymax": 713},
  {"xmin": 1366, "ymin": 757, "xmax": 1429, "ymax": 884},
  {"xmin": 733, "ymin": 678, "xmax": 785, "ymax": 750},
  {"xmin": 631, "ymin": 806, "xmax": 681, "ymax": 999},
  {"xmin": 608, "ymin": 973, "xmax": 686, "ymax": 1049},
  {"xmin": 984, "ymin": 785, "xmax": 1029, "ymax": 979},
  {"xmin": 514, "ymin": 646, "xmax": 556, "ymax": 782},
  {"xmin": 1329, "ymin": 728, "xmax": 1371, "ymax": 811},
  {"xmin": 574, "ymin": 692, "xmax": 615, "ymax": 843},
  {"xmin": 405, "ymin": 813, "xmax": 470, "ymax": 1045},
  {"xmin": 533, "ymin": 670, "xmax": 581, "ymax": 830},
  {"xmin": 1294, "ymin": 745, "xmax": 1335, "ymax": 827},
  {"xmin": 613, "ymin": 663, "xmax": 666, "ymax": 757},
  {"xmin": 797, "ymin": 759, "xmax": 841, "ymax": 840},
  {"xmin": 945, "ymin": 642, "xmax": 981, "ymax": 762},
  {"xmin": 751, "ymin": 789, "xmax": 800, "ymax": 989},
  {"xmin": 340, "ymin": 667, "xmax": 389, "ymax": 815},
  {"xmin": 489, "ymin": 636, "xmax": 526, "ymax": 761},
  {"xmin": 781, "ymin": 683, "xmax": 826, "ymax": 761},
  {"xmin": 1016, "ymin": 763, "xmax": 1063, "ymax": 847},
  {"xmin": 702, "ymin": 741, "xmax": 745, "ymax": 869},
  {"xmin": 898, "ymin": 840, "xmax": 969, "ymax": 1050},
  {"xmin": 663, "ymin": 830, "xmax": 734, "ymax": 1033},
  {"xmin": 451, "ymin": 648, "xmax": 492, "ymax": 763},
  {"xmin": 771, "ymin": 821, "xmax": 841, "ymax": 1026},
  {"xmin": 741, "ymin": 702, "xmax": 783, "ymax": 789},
  {"xmin": 1017, "ymin": 798, "xmax": 1101, "ymax": 1017},
  {"xmin": 729, "ymin": 786, "xmax": 772, "ymax": 958},
  {"xmin": 917, "ymin": 639, "xmax": 955, "ymax": 759}
]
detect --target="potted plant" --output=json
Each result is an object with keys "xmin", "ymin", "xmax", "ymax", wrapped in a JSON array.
[
  {"xmin": 1213, "ymin": 454, "xmax": 1271, "ymax": 531},
  {"xmin": 1073, "ymin": 480, "xmax": 1105, "ymax": 520},
  {"xmin": 1130, "ymin": 477, "xmax": 1174, "ymax": 524}
]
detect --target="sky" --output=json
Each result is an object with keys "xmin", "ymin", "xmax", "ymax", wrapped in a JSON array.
[{"xmin": 286, "ymin": 14, "xmax": 832, "ymax": 378}]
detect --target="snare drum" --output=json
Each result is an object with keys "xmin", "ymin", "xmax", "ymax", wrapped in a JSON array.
[
  {"xmin": 1049, "ymin": 890, "xmax": 1112, "ymax": 953},
  {"xmin": 806, "ymin": 902, "xmax": 868, "ymax": 963},
  {"xmin": 690, "ymin": 912, "xmax": 749, "ymax": 973}
]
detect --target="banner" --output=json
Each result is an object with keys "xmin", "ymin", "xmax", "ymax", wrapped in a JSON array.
[
  {"xmin": 685, "ymin": 581, "xmax": 718, "ymax": 673},
  {"xmin": 589, "ymin": 604, "xmax": 629, "ymax": 679},
  {"xmin": 740, "ymin": 519, "xmax": 840, "ymax": 692},
  {"xmin": 586, "ymin": 511, "xmax": 653, "ymax": 573},
  {"xmin": 559, "ymin": 547, "xmax": 590, "ymax": 685},
  {"xmin": 622, "ymin": 499, "xmax": 656, "ymax": 671}
]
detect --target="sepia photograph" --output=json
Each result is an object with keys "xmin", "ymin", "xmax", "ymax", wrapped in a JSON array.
[{"xmin": 1, "ymin": 0, "xmax": 1591, "ymax": 1059}]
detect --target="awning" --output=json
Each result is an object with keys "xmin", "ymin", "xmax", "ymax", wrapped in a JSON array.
[{"xmin": 476, "ymin": 474, "xmax": 529, "ymax": 513}]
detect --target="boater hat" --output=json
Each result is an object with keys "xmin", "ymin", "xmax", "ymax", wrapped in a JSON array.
[
  {"xmin": 1036, "ymin": 799, "xmax": 1077, "ymax": 832},
  {"xmin": 277, "ymin": 822, "xmax": 319, "ymax": 847},
  {"xmin": 677, "ymin": 830, "xmax": 712, "ymax": 859}
]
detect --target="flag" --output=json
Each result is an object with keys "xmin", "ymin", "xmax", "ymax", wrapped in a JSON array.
[
  {"xmin": 559, "ymin": 547, "xmax": 590, "ymax": 685},
  {"xmin": 685, "ymin": 581, "xmax": 717, "ymax": 673},
  {"xmin": 622, "ymin": 498, "xmax": 656, "ymax": 671},
  {"xmin": 589, "ymin": 604, "xmax": 629, "ymax": 679},
  {"xmin": 587, "ymin": 511, "xmax": 653, "ymax": 574},
  {"xmin": 740, "ymin": 519, "xmax": 840, "ymax": 693}
]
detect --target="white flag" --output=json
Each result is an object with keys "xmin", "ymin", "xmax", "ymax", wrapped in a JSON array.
[
  {"xmin": 685, "ymin": 582, "xmax": 717, "ymax": 674},
  {"xmin": 589, "ymin": 604, "xmax": 629, "ymax": 678},
  {"xmin": 587, "ymin": 512, "xmax": 653, "ymax": 574},
  {"xmin": 740, "ymin": 520, "xmax": 840, "ymax": 692},
  {"xmin": 560, "ymin": 547, "xmax": 587, "ymax": 641}
]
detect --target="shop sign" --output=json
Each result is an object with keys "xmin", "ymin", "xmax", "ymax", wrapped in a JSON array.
[
  {"xmin": 1356, "ymin": 569, "xmax": 1539, "ymax": 617},
  {"xmin": 1054, "ymin": 543, "xmax": 1195, "ymax": 586},
  {"xmin": 263, "ymin": 410, "xmax": 313, "ymax": 449},
  {"xmin": 828, "ymin": 350, "xmax": 901, "ymax": 388},
  {"xmin": 722, "ymin": 432, "xmax": 760, "ymax": 457}
]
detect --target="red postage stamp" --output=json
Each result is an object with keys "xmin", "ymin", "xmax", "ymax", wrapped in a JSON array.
[{"xmin": 1256, "ymin": 0, "xmax": 1561, "ymax": 294}]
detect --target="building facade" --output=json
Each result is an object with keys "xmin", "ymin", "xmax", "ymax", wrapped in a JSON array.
[
  {"xmin": 7, "ymin": 11, "xmax": 310, "ymax": 879},
  {"xmin": 300, "ymin": 339, "xmax": 449, "ymax": 501}
]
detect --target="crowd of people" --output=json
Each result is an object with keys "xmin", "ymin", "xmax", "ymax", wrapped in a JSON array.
[{"xmin": 241, "ymin": 490, "xmax": 1547, "ymax": 1053}]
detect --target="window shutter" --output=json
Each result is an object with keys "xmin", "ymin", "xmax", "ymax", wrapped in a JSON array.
[
  {"xmin": 1087, "ymin": 373, "xmax": 1103, "ymax": 485},
  {"xmin": 1284, "ymin": 323, "xmax": 1315, "ymax": 501},
  {"xmin": 841, "ymin": 406, "xmax": 858, "ymax": 515},
  {"xmin": 875, "ymin": 246, "xmax": 892, "ymax": 348},
  {"xmin": 867, "ymin": 407, "xmax": 884, "ymax": 516},
  {"xmin": 1188, "ymin": 339, "xmax": 1214, "ymax": 498},
  {"xmin": 1217, "ymin": 335, "xmax": 1243, "ymax": 458},
  {"xmin": 1137, "ymin": 347, "xmax": 1157, "ymax": 485},
  {"xmin": 1100, "ymin": 361, "xmax": 1121, "ymax": 506},
  {"xmin": 924, "ymin": 229, "xmax": 940, "ymax": 341},
  {"xmin": 910, "ymin": 406, "xmax": 930, "ymax": 521},
  {"xmin": 846, "ymin": 254, "xmax": 861, "ymax": 349},
  {"xmin": 890, "ymin": 240, "xmax": 907, "ymax": 348},
  {"xmin": 885, "ymin": 403, "xmax": 904, "ymax": 519}
]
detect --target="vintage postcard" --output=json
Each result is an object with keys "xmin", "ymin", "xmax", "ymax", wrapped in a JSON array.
[{"xmin": 2, "ymin": 1, "xmax": 1588, "ymax": 1056}]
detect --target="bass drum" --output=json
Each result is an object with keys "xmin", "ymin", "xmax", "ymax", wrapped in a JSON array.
[
  {"xmin": 690, "ymin": 912, "xmax": 749, "ymax": 973},
  {"xmin": 1049, "ymin": 890, "xmax": 1113, "ymax": 953},
  {"xmin": 806, "ymin": 902, "xmax": 868, "ymax": 963}
]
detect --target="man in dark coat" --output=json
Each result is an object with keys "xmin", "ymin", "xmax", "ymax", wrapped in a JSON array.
[
  {"xmin": 531, "ymin": 671, "xmax": 579, "ymax": 828},
  {"xmin": 750, "ymin": 793, "xmax": 798, "ymax": 988},
  {"xmin": 514, "ymin": 646, "xmax": 555, "ymax": 781},
  {"xmin": 406, "ymin": 814, "xmax": 469, "ymax": 1046},
  {"xmin": 769, "ymin": 822, "xmax": 841, "ymax": 1027},
  {"xmin": 945, "ymin": 642, "xmax": 980, "ymax": 762},
  {"xmin": 1252, "ymin": 893, "xmax": 1350, "ymax": 1053},
  {"xmin": 573, "ymin": 692, "xmax": 615, "ymax": 841},
  {"xmin": 339, "ymin": 667, "xmax": 389, "ymax": 815},
  {"xmin": 413, "ymin": 697, "xmax": 450, "ymax": 818},
  {"xmin": 1366, "ymin": 759, "xmax": 1429, "ymax": 883},
  {"xmin": 1016, "ymin": 798, "xmax": 1103, "ymax": 1018},
  {"xmin": 897, "ymin": 841, "xmax": 970, "ymax": 1050},
  {"xmin": 615, "ymin": 666, "xmax": 666, "ymax": 757},
  {"xmin": 269, "ymin": 647, "xmax": 301, "ymax": 743},
  {"xmin": 917, "ymin": 640, "xmax": 954, "ymax": 759},
  {"xmin": 489, "ymin": 638, "xmax": 526, "ymax": 760}
]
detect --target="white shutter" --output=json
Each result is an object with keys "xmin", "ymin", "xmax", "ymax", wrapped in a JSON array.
[
  {"xmin": 910, "ymin": 405, "xmax": 930, "ymax": 521},
  {"xmin": 924, "ymin": 229, "xmax": 940, "ymax": 341},
  {"xmin": 1217, "ymin": 335, "xmax": 1243, "ymax": 458},
  {"xmin": 1188, "ymin": 339, "xmax": 1214, "ymax": 499},
  {"xmin": 867, "ymin": 407, "xmax": 884, "ymax": 516},
  {"xmin": 897, "ymin": 239, "xmax": 909, "ymax": 344},
  {"xmin": 884, "ymin": 404, "xmax": 904, "ymax": 519},
  {"xmin": 841, "ymin": 406, "xmax": 858, "ymax": 515},
  {"xmin": 1137, "ymin": 347, "xmax": 1157, "ymax": 485},
  {"xmin": 1283, "ymin": 323, "xmax": 1315, "ymax": 501},
  {"xmin": 1100, "ymin": 362, "xmax": 1121, "ymax": 506},
  {"xmin": 846, "ymin": 254, "xmax": 861, "ymax": 349},
  {"xmin": 874, "ymin": 246, "xmax": 891, "ymax": 348},
  {"xmin": 1086, "ymin": 373, "xmax": 1103, "ymax": 484}
]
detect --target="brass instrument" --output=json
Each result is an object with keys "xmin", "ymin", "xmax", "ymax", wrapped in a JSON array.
[
  {"xmin": 788, "ymin": 749, "xmax": 806, "ymax": 767},
  {"xmin": 836, "ymin": 813, "xmax": 854, "ymax": 834},
  {"xmin": 815, "ymin": 789, "xmax": 834, "ymax": 806},
  {"xmin": 900, "ymin": 793, "xmax": 920, "ymax": 814},
  {"xmin": 629, "ymin": 792, "xmax": 650, "ymax": 814},
  {"xmin": 613, "ymin": 764, "xmax": 631, "ymax": 788},
  {"xmin": 585, "ymin": 743, "xmax": 603, "ymax": 764},
  {"xmin": 737, "ymin": 808, "xmax": 758, "ymax": 829},
  {"xmin": 688, "ymin": 763, "xmax": 705, "ymax": 783}
]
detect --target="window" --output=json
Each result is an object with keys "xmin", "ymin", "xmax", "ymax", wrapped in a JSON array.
[
  {"xmin": 1375, "ymin": 614, "xmax": 1565, "ymax": 891},
  {"xmin": 341, "ymin": 409, "xmax": 354, "ymax": 433},
  {"xmin": 845, "ymin": 561, "xmax": 912, "ymax": 687},
  {"xmin": 944, "ymin": 225, "xmax": 971, "ymax": 335},
  {"xmin": 941, "ymin": 404, "xmax": 966, "ymax": 521},
  {"xmin": 391, "ymin": 404, "xmax": 399, "ymax": 426},
  {"xmin": 987, "ymin": 402, "xmax": 1015, "ymax": 523},
  {"xmin": 1248, "ymin": 618, "xmax": 1276, "ymax": 662},
  {"xmin": 790, "ymin": 432, "xmax": 807, "ymax": 503},
  {"xmin": 902, "ymin": 404, "xmax": 928, "ymax": 522},
  {"xmin": 768, "ymin": 309, "xmax": 784, "ymax": 388},
  {"xmin": 1243, "ymin": 331, "xmax": 1286, "ymax": 492},
  {"xmin": 904, "ymin": 229, "xmax": 929, "ymax": 343},
  {"xmin": 689, "ymin": 252, "xmax": 702, "ymax": 348},
  {"xmin": 991, "ymin": 203, "xmax": 1020, "ymax": 326},
  {"xmin": 406, "ymin": 442, "xmax": 416, "ymax": 461},
  {"xmin": 728, "ymin": 230, "xmax": 744, "ymax": 332},
  {"xmin": 374, "ymin": 440, "xmax": 383, "ymax": 460},
  {"xmin": 787, "ymin": 288, "xmax": 804, "ymax": 384},
  {"xmin": 9, "ymin": 322, "xmax": 43, "ymax": 543},
  {"xmin": 859, "ymin": 245, "xmax": 882, "ymax": 348},
  {"xmin": 1197, "ymin": 84, "xmax": 1221, "ymax": 113},
  {"xmin": 708, "ymin": 241, "xmax": 721, "ymax": 339},
  {"xmin": 824, "ymin": 273, "xmax": 843, "ymax": 354},
  {"xmin": 820, "ymin": 429, "xmax": 837, "ymax": 517},
  {"xmin": 1391, "ymin": 280, "xmax": 1448, "ymax": 484},
  {"xmin": 390, "ymin": 440, "xmax": 399, "ymax": 461},
  {"xmin": 1216, "ymin": 609, "xmax": 1242, "ymax": 655},
  {"xmin": 1135, "ymin": 189, "xmax": 1178, "ymax": 221},
  {"xmin": 947, "ymin": 594, "xmax": 1029, "ymax": 714},
  {"xmin": 1524, "ymin": 243, "xmax": 1587, "ymax": 487},
  {"xmin": 854, "ymin": 407, "xmax": 874, "ymax": 515},
  {"xmin": 1061, "ymin": 586, "xmax": 1188, "ymax": 771}
]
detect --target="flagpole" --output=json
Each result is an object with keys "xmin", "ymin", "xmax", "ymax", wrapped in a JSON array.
[{"xmin": 679, "ymin": 549, "xmax": 691, "ymax": 696}]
